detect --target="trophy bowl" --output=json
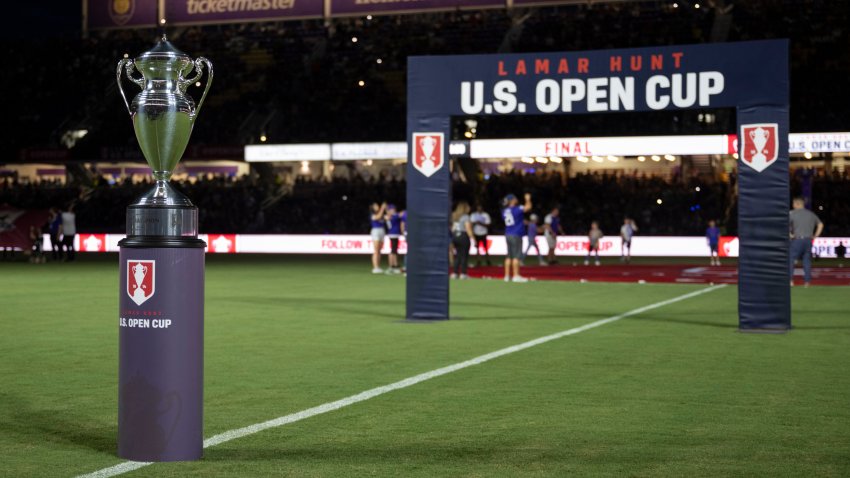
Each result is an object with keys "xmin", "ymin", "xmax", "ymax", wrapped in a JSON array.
[{"xmin": 116, "ymin": 36, "xmax": 212, "ymax": 237}]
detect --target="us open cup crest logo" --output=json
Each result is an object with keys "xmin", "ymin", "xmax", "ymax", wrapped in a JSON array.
[
  {"xmin": 412, "ymin": 132, "xmax": 444, "ymax": 178},
  {"xmin": 740, "ymin": 123, "xmax": 779, "ymax": 172},
  {"xmin": 127, "ymin": 260, "xmax": 155, "ymax": 306},
  {"xmin": 79, "ymin": 234, "xmax": 107, "ymax": 252}
]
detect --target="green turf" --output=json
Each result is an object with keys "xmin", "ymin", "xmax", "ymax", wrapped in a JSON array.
[{"xmin": 1, "ymin": 254, "xmax": 848, "ymax": 477}]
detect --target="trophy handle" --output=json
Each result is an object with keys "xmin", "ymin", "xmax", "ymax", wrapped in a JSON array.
[
  {"xmin": 180, "ymin": 57, "xmax": 213, "ymax": 123},
  {"xmin": 116, "ymin": 59, "xmax": 144, "ymax": 115}
]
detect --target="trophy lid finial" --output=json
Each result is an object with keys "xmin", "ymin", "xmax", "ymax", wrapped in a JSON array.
[{"xmin": 137, "ymin": 35, "xmax": 191, "ymax": 60}]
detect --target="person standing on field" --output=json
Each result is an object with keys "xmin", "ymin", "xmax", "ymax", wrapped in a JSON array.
[
  {"xmin": 585, "ymin": 221, "xmax": 603, "ymax": 266},
  {"xmin": 543, "ymin": 207, "xmax": 563, "ymax": 265},
  {"xmin": 789, "ymin": 197, "xmax": 824, "ymax": 287},
  {"xmin": 48, "ymin": 208, "xmax": 61, "ymax": 261},
  {"xmin": 620, "ymin": 217, "xmax": 637, "ymax": 263},
  {"xmin": 369, "ymin": 202, "xmax": 387, "ymax": 273},
  {"xmin": 523, "ymin": 214, "xmax": 545, "ymax": 265},
  {"xmin": 706, "ymin": 219, "xmax": 721, "ymax": 266},
  {"xmin": 59, "ymin": 204, "xmax": 77, "ymax": 262},
  {"xmin": 470, "ymin": 204, "xmax": 492, "ymax": 266},
  {"xmin": 502, "ymin": 193, "xmax": 532, "ymax": 282},
  {"xmin": 400, "ymin": 209, "xmax": 408, "ymax": 273},
  {"xmin": 385, "ymin": 204, "xmax": 402, "ymax": 274},
  {"xmin": 450, "ymin": 202, "xmax": 474, "ymax": 279}
]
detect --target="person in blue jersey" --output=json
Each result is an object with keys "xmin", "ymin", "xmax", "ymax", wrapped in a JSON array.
[
  {"xmin": 502, "ymin": 192, "xmax": 532, "ymax": 282},
  {"xmin": 706, "ymin": 219, "xmax": 721, "ymax": 266},
  {"xmin": 385, "ymin": 204, "xmax": 403, "ymax": 274},
  {"xmin": 370, "ymin": 202, "xmax": 387, "ymax": 273}
]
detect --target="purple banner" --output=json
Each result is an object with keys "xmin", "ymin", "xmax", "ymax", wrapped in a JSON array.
[
  {"xmin": 331, "ymin": 0, "xmax": 502, "ymax": 16},
  {"xmin": 166, "ymin": 0, "xmax": 323, "ymax": 25},
  {"xmin": 87, "ymin": 0, "xmax": 158, "ymax": 30}
]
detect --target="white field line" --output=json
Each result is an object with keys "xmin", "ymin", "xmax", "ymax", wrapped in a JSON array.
[{"xmin": 76, "ymin": 284, "xmax": 725, "ymax": 478}]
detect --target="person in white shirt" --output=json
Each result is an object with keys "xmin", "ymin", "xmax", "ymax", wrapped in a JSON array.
[
  {"xmin": 543, "ymin": 207, "xmax": 564, "ymax": 265},
  {"xmin": 470, "ymin": 204, "xmax": 492, "ymax": 266},
  {"xmin": 619, "ymin": 217, "xmax": 638, "ymax": 263},
  {"xmin": 59, "ymin": 204, "xmax": 77, "ymax": 262},
  {"xmin": 451, "ymin": 202, "xmax": 475, "ymax": 279}
]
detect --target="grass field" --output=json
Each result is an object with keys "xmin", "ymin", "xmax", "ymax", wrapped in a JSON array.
[{"xmin": 1, "ymin": 254, "xmax": 849, "ymax": 477}]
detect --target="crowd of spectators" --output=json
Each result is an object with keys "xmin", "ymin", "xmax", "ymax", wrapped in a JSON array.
[{"xmin": 3, "ymin": 169, "xmax": 848, "ymax": 236}]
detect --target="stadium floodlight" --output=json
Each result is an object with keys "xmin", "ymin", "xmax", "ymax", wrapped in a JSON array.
[
  {"xmin": 115, "ymin": 35, "xmax": 212, "ymax": 462},
  {"xmin": 352, "ymin": 37, "xmax": 358, "ymax": 43},
  {"xmin": 376, "ymin": 58, "xmax": 383, "ymax": 64},
  {"xmin": 665, "ymin": 154, "xmax": 676, "ymax": 161},
  {"xmin": 592, "ymin": 156, "xmax": 603, "ymax": 162},
  {"xmin": 535, "ymin": 156, "xmax": 548, "ymax": 163},
  {"xmin": 607, "ymin": 155, "xmax": 619, "ymax": 162},
  {"xmin": 576, "ymin": 156, "xmax": 589, "ymax": 163},
  {"xmin": 657, "ymin": 199, "xmax": 663, "ymax": 204},
  {"xmin": 804, "ymin": 152, "xmax": 813, "ymax": 159},
  {"xmin": 521, "ymin": 156, "xmax": 535, "ymax": 164},
  {"xmin": 637, "ymin": 156, "xmax": 646, "ymax": 162},
  {"xmin": 358, "ymin": 80, "xmax": 365, "ymax": 87},
  {"xmin": 651, "ymin": 155, "xmax": 661, "ymax": 161},
  {"xmin": 696, "ymin": 186, "xmax": 701, "ymax": 192},
  {"xmin": 549, "ymin": 156, "xmax": 563, "ymax": 164}
]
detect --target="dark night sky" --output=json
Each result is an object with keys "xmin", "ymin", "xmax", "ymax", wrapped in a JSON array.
[{"xmin": 4, "ymin": 1, "xmax": 81, "ymax": 39}]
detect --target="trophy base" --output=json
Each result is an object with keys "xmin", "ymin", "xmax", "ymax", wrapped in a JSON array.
[
  {"xmin": 126, "ymin": 180, "xmax": 198, "ymax": 237},
  {"xmin": 117, "ymin": 245, "xmax": 205, "ymax": 461}
]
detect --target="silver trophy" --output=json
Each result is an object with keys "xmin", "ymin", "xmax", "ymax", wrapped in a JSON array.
[{"xmin": 116, "ymin": 35, "xmax": 212, "ymax": 238}]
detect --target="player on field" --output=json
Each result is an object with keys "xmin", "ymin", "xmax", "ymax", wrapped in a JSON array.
[
  {"xmin": 585, "ymin": 221, "xmax": 602, "ymax": 266},
  {"xmin": 502, "ymin": 193, "xmax": 532, "ymax": 282},
  {"xmin": 620, "ymin": 217, "xmax": 638, "ymax": 263},
  {"xmin": 369, "ymin": 202, "xmax": 387, "ymax": 273},
  {"xmin": 385, "ymin": 204, "xmax": 402, "ymax": 274},
  {"xmin": 543, "ymin": 207, "xmax": 563, "ymax": 265},
  {"xmin": 706, "ymin": 219, "xmax": 721, "ymax": 266}
]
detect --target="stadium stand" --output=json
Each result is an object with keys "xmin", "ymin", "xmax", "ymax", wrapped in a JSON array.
[
  {"xmin": 3, "ymin": 169, "xmax": 849, "ymax": 235},
  {"xmin": 1, "ymin": 1, "xmax": 848, "ymax": 237}
]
